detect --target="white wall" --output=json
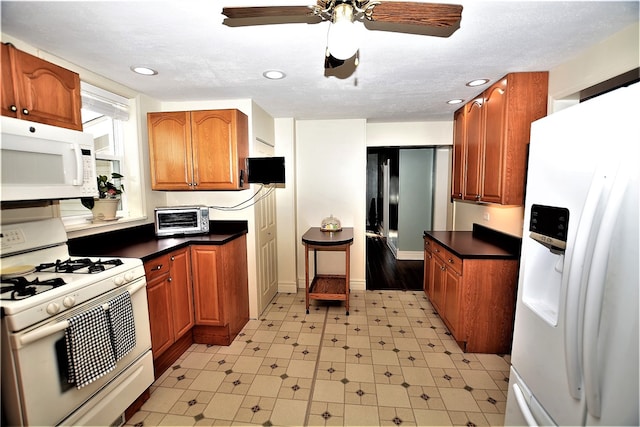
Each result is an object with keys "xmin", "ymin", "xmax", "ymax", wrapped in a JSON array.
[{"xmin": 295, "ymin": 119, "xmax": 367, "ymax": 289}]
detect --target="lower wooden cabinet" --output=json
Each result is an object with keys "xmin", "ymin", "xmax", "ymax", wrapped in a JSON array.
[
  {"xmin": 144, "ymin": 248, "xmax": 194, "ymax": 362},
  {"xmin": 191, "ymin": 235, "xmax": 249, "ymax": 345},
  {"xmin": 423, "ymin": 236, "xmax": 518, "ymax": 353}
]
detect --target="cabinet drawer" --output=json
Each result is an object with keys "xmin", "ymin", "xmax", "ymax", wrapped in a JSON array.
[
  {"xmin": 432, "ymin": 242, "xmax": 463, "ymax": 276},
  {"xmin": 424, "ymin": 237, "xmax": 433, "ymax": 253},
  {"xmin": 144, "ymin": 254, "xmax": 171, "ymax": 280}
]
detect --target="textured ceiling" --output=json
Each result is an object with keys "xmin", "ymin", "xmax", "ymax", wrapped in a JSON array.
[{"xmin": 1, "ymin": 1, "xmax": 638, "ymax": 122}]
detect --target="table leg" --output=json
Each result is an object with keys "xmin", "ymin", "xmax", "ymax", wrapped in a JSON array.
[
  {"xmin": 305, "ymin": 244, "xmax": 310, "ymax": 314},
  {"xmin": 345, "ymin": 244, "xmax": 350, "ymax": 316}
]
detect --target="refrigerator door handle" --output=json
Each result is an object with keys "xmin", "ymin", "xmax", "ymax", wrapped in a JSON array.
[
  {"xmin": 512, "ymin": 383, "xmax": 539, "ymax": 427},
  {"xmin": 582, "ymin": 165, "xmax": 628, "ymax": 420},
  {"xmin": 563, "ymin": 171, "xmax": 608, "ymax": 400}
]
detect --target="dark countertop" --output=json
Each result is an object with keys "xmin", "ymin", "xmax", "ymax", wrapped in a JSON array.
[
  {"xmin": 424, "ymin": 224, "xmax": 521, "ymax": 260},
  {"xmin": 302, "ymin": 227, "xmax": 354, "ymax": 246},
  {"xmin": 68, "ymin": 220, "xmax": 248, "ymax": 262}
]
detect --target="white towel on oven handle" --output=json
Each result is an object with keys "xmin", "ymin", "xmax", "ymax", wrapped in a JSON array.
[
  {"xmin": 106, "ymin": 291, "xmax": 136, "ymax": 361},
  {"xmin": 65, "ymin": 305, "xmax": 116, "ymax": 389}
]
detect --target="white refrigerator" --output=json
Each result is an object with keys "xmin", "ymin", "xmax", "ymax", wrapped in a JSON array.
[{"xmin": 505, "ymin": 83, "xmax": 639, "ymax": 426}]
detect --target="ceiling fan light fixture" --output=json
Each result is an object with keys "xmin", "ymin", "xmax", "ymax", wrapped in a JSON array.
[
  {"xmin": 447, "ymin": 99, "xmax": 464, "ymax": 105},
  {"xmin": 466, "ymin": 78, "xmax": 490, "ymax": 87},
  {"xmin": 327, "ymin": 3, "xmax": 360, "ymax": 61}
]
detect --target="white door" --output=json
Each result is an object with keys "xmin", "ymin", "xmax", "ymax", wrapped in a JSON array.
[{"xmin": 254, "ymin": 140, "xmax": 279, "ymax": 315}]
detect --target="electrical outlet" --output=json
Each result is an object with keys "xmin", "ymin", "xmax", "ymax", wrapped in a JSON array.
[{"xmin": 483, "ymin": 213, "xmax": 490, "ymax": 221}]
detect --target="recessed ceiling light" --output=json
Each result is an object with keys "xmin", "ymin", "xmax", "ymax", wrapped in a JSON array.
[
  {"xmin": 263, "ymin": 70, "xmax": 286, "ymax": 80},
  {"xmin": 130, "ymin": 66, "xmax": 158, "ymax": 76},
  {"xmin": 447, "ymin": 99, "xmax": 465, "ymax": 105},
  {"xmin": 466, "ymin": 79, "xmax": 490, "ymax": 87}
]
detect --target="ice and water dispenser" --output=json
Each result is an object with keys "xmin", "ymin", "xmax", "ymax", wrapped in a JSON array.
[{"xmin": 521, "ymin": 204, "xmax": 570, "ymax": 326}]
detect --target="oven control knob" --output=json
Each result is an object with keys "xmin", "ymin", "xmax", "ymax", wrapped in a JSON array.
[
  {"xmin": 63, "ymin": 296, "xmax": 76, "ymax": 308},
  {"xmin": 46, "ymin": 302, "xmax": 60, "ymax": 315},
  {"xmin": 124, "ymin": 271, "xmax": 135, "ymax": 282},
  {"xmin": 114, "ymin": 276, "xmax": 125, "ymax": 286}
]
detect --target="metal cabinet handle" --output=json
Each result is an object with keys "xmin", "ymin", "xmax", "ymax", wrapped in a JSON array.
[
  {"xmin": 22, "ymin": 108, "xmax": 29, "ymax": 115},
  {"xmin": 170, "ymin": 256, "xmax": 175, "ymax": 261},
  {"xmin": 9, "ymin": 105, "xmax": 17, "ymax": 112},
  {"xmin": 448, "ymin": 258, "xmax": 454, "ymax": 264},
  {"xmin": 152, "ymin": 264, "xmax": 163, "ymax": 271},
  {"xmin": 168, "ymin": 277, "xmax": 172, "ymax": 282}
]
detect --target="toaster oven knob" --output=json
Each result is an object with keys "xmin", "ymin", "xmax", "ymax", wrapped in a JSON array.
[
  {"xmin": 46, "ymin": 302, "xmax": 60, "ymax": 315},
  {"xmin": 63, "ymin": 296, "xmax": 76, "ymax": 308},
  {"xmin": 114, "ymin": 276, "xmax": 125, "ymax": 286}
]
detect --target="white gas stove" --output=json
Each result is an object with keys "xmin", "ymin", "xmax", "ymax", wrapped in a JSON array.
[{"xmin": 1, "ymin": 218, "xmax": 153, "ymax": 427}]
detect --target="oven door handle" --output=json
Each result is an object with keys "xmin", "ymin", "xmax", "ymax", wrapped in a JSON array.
[{"xmin": 13, "ymin": 279, "xmax": 147, "ymax": 349}]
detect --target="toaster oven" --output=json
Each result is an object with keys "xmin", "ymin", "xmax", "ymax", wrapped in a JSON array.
[{"xmin": 154, "ymin": 206, "xmax": 209, "ymax": 237}]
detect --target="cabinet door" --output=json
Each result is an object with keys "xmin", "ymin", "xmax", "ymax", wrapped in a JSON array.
[
  {"xmin": 463, "ymin": 97, "xmax": 484, "ymax": 201},
  {"xmin": 443, "ymin": 267, "xmax": 462, "ymax": 338},
  {"xmin": 431, "ymin": 257, "xmax": 445, "ymax": 313},
  {"xmin": 1, "ymin": 43, "xmax": 17, "ymax": 119},
  {"xmin": 423, "ymin": 239, "xmax": 433, "ymax": 297},
  {"xmin": 451, "ymin": 108, "xmax": 466, "ymax": 200},
  {"xmin": 148, "ymin": 111, "xmax": 193, "ymax": 190},
  {"xmin": 168, "ymin": 248, "xmax": 195, "ymax": 338},
  {"xmin": 9, "ymin": 46, "xmax": 82, "ymax": 130},
  {"xmin": 191, "ymin": 245, "xmax": 225, "ymax": 326},
  {"xmin": 146, "ymin": 275, "xmax": 174, "ymax": 357},
  {"xmin": 481, "ymin": 79, "xmax": 508, "ymax": 203},
  {"xmin": 191, "ymin": 109, "xmax": 248, "ymax": 190}
]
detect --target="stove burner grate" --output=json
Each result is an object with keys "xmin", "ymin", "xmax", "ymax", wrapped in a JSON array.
[
  {"xmin": 0, "ymin": 277, "xmax": 66, "ymax": 300},
  {"xmin": 35, "ymin": 258, "xmax": 124, "ymax": 274}
]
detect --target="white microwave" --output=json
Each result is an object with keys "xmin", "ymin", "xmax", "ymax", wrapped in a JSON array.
[
  {"xmin": 154, "ymin": 206, "xmax": 210, "ymax": 237},
  {"xmin": 1, "ymin": 116, "xmax": 98, "ymax": 202}
]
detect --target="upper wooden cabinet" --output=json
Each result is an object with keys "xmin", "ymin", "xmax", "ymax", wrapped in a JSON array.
[
  {"xmin": 451, "ymin": 109, "xmax": 466, "ymax": 200},
  {"xmin": 1, "ymin": 43, "xmax": 82, "ymax": 130},
  {"xmin": 147, "ymin": 109, "xmax": 249, "ymax": 191},
  {"xmin": 452, "ymin": 72, "xmax": 548, "ymax": 205}
]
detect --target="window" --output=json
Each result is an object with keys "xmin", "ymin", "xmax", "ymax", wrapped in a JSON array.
[{"xmin": 60, "ymin": 82, "xmax": 142, "ymax": 227}]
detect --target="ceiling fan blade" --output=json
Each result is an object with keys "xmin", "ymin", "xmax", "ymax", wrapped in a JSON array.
[
  {"xmin": 222, "ymin": 6, "xmax": 323, "ymax": 27},
  {"xmin": 368, "ymin": 2, "xmax": 462, "ymax": 28}
]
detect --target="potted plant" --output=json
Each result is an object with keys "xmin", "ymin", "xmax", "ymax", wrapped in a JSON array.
[{"xmin": 81, "ymin": 173, "xmax": 124, "ymax": 220}]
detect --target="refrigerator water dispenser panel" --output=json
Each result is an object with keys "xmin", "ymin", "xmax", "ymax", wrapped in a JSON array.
[{"xmin": 529, "ymin": 204, "xmax": 569, "ymax": 253}]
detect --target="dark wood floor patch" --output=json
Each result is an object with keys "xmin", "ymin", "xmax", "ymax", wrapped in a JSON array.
[{"xmin": 366, "ymin": 235, "xmax": 423, "ymax": 291}]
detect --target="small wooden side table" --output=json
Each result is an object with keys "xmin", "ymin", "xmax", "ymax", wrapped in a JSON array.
[{"xmin": 302, "ymin": 227, "xmax": 354, "ymax": 315}]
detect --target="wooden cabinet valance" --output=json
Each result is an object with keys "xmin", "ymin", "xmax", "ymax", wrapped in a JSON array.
[
  {"xmin": 452, "ymin": 72, "xmax": 548, "ymax": 205},
  {"xmin": 147, "ymin": 109, "xmax": 249, "ymax": 191},
  {"xmin": 1, "ymin": 43, "xmax": 82, "ymax": 130}
]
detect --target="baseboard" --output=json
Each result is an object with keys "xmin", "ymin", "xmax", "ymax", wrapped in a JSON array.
[
  {"xmin": 396, "ymin": 250, "xmax": 424, "ymax": 261},
  {"xmin": 278, "ymin": 281, "xmax": 298, "ymax": 294}
]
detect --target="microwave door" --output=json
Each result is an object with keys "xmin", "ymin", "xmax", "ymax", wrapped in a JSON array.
[{"xmin": 1, "ymin": 123, "xmax": 97, "ymax": 201}]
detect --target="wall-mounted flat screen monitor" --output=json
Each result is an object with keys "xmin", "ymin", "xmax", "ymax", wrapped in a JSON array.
[{"xmin": 247, "ymin": 156, "xmax": 285, "ymax": 184}]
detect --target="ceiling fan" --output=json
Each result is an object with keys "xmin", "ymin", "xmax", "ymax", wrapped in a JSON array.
[{"xmin": 222, "ymin": 1, "xmax": 463, "ymax": 72}]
